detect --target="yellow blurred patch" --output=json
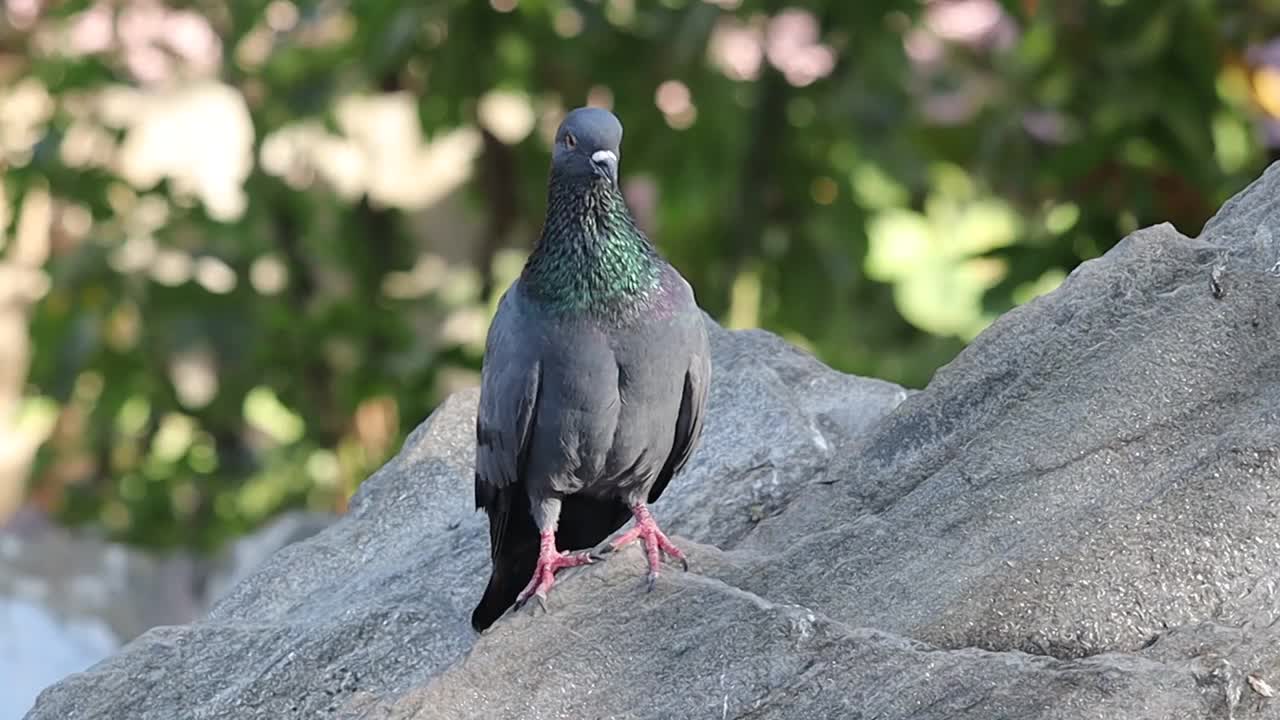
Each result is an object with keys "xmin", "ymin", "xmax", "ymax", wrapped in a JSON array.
[{"xmin": 1252, "ymin": 66, "xmax": 1280, "ymax": 118}]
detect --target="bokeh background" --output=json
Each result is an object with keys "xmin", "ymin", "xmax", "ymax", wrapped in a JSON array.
[{"xmin": 3, "ymin": 0, "xmax": 1280, "ymax": 554}]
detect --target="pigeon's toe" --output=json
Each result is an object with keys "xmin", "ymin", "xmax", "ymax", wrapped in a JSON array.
[
  {"xmin": 515, "ymin": 537, "xmax": 595, "ymax": 609},
  {"xmin": 611, "ymin": 503, "xmax": 687, "ymax": 590}
]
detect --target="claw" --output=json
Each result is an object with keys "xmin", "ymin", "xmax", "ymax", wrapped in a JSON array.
[{"xmin": 516, "ymin": 592, "xmax": 548, "ymax": 617}]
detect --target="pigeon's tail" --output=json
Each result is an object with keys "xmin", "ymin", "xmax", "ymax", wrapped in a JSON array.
[
  {"xmin": 471, "ymin": 485, "xmax": 539, "ymax": 632},
  {"xmin": 471, "ymin": 490, "xmax": 634, "ymax": 632},
  {"xmin": 471, "ymin": 537, "xmax": 538, "ymax": 631}
]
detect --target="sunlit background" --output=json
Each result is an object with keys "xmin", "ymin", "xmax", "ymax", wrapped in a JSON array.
[{"xmin": 3, "ymin": 2, "xmax": 1280, "ymax": 709}]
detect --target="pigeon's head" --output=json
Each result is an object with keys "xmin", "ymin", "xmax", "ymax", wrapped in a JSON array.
[{"xmin": 552, "ymin": 107, "xmax": 623, "ymax": 188}]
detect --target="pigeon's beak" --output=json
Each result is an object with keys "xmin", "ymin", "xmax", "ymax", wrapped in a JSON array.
[{"xmin": 591, "ymin": 150, "xmax": 618, "ymax": 187}]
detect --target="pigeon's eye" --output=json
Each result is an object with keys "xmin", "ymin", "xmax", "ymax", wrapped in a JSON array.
[{"xmin": 564, "ymin": 133, "xmax": 577, "ymax": 149}]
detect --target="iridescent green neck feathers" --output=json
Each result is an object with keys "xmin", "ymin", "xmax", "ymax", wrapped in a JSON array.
[{"xmin": 522, "ymin": 176, "xmax": 662, "ymax": 315}]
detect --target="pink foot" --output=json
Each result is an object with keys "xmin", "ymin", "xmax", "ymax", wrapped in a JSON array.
[
  {"xmin": 516, "ymin": 531, "xmax": 594, "ymax": 608},
  {"xmin": 605, "ymin": 504, "xmax": 688, "ymax": 591}
]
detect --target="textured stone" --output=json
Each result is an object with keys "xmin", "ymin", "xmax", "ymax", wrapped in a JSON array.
[{"xmin": 27, "ymin": 164, "xmax": 1280, "ymax": 720}]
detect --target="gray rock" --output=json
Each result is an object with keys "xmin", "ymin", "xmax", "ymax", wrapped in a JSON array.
[{"xmin": 26, "ymin": 163, "xmax": 1280, "ymax": 719}]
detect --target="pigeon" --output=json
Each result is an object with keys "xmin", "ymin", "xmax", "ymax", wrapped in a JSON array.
[{"xmin": 470, "ymin": 107, "xmax": 711, "ymax": 631}]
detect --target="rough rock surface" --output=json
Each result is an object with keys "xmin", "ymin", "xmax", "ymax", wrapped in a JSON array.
[{"xmin": 27, "ymin": 163, "xmax": 1280, "ymax": 719}]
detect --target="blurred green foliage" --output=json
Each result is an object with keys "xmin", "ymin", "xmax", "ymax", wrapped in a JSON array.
[{"xmin": 3, "ymin": 0, "xmax": 1278, "ymax": 549}]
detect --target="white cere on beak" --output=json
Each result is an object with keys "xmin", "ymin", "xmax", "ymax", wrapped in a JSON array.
[{"xmin": 591, "ymin": 150, "xmax": 618, "ymax": 165}]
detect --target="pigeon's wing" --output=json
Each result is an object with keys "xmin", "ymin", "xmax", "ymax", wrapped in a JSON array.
[
  {"xmin": 474, "ymin": 286, "xmax": 542, "ymax": 549},
  {"xmin": 472, "ymin": 285, "xmax": 544, "ymax": 631},
  {"xmin": 474, "ymin": 289, "xmax": 540, "ymax": 502},
  {"xmin": 647, "ymin": 315, "xmax": 711, "ymax": 504}
]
